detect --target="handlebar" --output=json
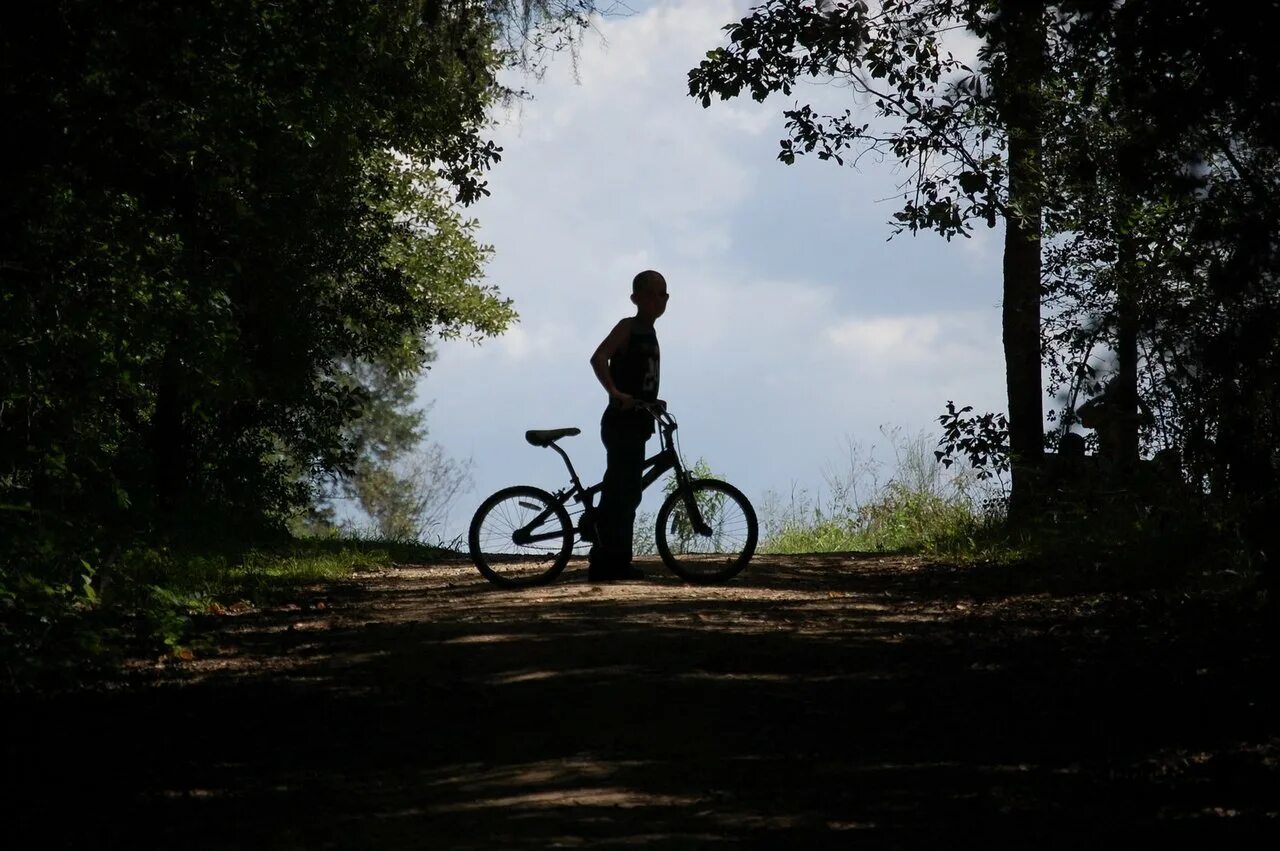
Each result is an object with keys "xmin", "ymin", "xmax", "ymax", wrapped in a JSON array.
[{"xmin": 634, "ymin": 400, "xmax": 676, "ymax": 430}]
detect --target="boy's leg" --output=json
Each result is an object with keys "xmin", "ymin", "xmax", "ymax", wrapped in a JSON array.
[{"xmin": 589, "ymin": 424, "xmax": 646, "ymax": 576}]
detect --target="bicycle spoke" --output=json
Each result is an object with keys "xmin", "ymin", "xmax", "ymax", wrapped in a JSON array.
[{"xmin": 469, "ymin": 486, "xmax": 573, "ymax": 587}]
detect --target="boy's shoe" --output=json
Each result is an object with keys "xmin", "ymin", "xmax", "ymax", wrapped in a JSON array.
[
  {"xmin": 586, "ymin": 564, "xmax": 645, "ymax": 582},
  {"xmin": 586, "ymin": 564, "xmax": 616, "ymax": 582}
]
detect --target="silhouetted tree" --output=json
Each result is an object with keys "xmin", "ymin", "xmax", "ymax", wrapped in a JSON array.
[
  {"xmin": 688, "ymin": 0, "xmax": 1051, "ymax": 519},
  {"xmin": 1040, "ymin": 0, "xmax": 1280, "ymax": 585},
  {"xmin": 316, "ymin": 352, "xmax": 472, "ymax": 542}
]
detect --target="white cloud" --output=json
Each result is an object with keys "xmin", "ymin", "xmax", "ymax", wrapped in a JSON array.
[
  {"xmin": 825, "ymin": 312, "xmax": 997, "ymax": 374},
  {"xmin": 828, "ymin": 315, "xmax": 936, "ymax": 362}
]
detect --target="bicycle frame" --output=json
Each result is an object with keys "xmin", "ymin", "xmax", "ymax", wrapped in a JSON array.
[{"xmin": 512, "ymin": 406, "xmax": 707, "ymax": 547}]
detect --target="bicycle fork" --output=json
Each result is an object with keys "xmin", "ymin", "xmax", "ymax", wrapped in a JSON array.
[{"xmin": 676, "ymin": 472, "xmax": 714, "ymax": 537}]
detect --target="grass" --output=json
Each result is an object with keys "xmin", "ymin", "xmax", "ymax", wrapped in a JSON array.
[
  {"xmin": 1, "ymin": 534, "xmax": 462, "ymax": 691},
  {"xmin": 762, "ymin": 486, "xmax": 998, "ymax": 556},
  {"xmin": 123, "ymin": 535, "xmax": 461, "ymax": 605},
  {"xmin": 752, "ymin": 426, "xmax": 1257, "ymax": 604},
  {"xmin": 758, "ymin": 427, "xmax": 1004, "ymax": 558}
]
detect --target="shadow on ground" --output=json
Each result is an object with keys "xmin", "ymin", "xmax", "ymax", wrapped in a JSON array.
[{"xmin": 7, "ymin": 554, "xmax": 1278, "ymax": 848}]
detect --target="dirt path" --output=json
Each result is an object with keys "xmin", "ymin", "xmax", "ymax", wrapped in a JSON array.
[{"xmin": 9, "ymin": 554, "xmax": 1280, "ymax": 847}]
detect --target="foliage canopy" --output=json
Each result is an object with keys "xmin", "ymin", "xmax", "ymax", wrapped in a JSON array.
[{"xmin": 0, "ymin": 0, "xmax": 598, "ymax": 564}]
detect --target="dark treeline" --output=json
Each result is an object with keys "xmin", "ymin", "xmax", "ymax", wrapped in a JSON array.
[
  {"xmin": 691, "ymin": 0, "xmax": 1280, "ymax": 590},
  {"xmin": 1, "ymin": 3, "xmax": 596, "ymax": 558},
  {"xmin": 0, "ymin": 1, "xmax": 601, "ymax": 675}
]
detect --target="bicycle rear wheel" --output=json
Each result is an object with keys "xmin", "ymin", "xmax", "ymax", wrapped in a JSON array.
[
  {"xmin": 656, "ymin": 478, "xmax": 757, "ymax": 583},
  {"xmin": 469, "ymin": 486, "xmax": 574, "ymax": 587}
]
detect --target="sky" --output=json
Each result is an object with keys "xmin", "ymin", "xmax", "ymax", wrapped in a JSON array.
[{"xmin": 416, "ymin": 0, "xmax": 1008, "ymax": 542}]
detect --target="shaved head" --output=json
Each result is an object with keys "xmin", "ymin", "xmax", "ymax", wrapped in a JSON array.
[{"xmin": 632, "ymin": 269, "xmax": 666, "ymax": 294}]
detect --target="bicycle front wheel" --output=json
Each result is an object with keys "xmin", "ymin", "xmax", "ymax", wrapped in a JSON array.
[
  {"xmin": 656, "ymin": 478, "xmax": 757, "ymax": 583},
  {"xmin": 469, "ymin": 486, "xmax": 574, "ymax": 587}
]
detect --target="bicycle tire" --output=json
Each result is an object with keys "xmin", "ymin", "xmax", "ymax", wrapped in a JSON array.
[
  {"xmin": 469, "ymin": 485, "xmax": 574, "ymax": 587},
  {"xmin": 655, "ymin": 478, "xmax": 757, "ymax": 583}
]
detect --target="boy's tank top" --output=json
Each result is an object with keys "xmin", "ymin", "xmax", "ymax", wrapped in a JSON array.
[{"xmin": 602, "ymin": 321, "xmax": 660, "ymax": 434}]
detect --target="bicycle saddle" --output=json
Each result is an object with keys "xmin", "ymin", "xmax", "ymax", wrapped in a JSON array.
[{"xmin": 525, "ymin": 428, "xmax": 580, "ymax": 447}]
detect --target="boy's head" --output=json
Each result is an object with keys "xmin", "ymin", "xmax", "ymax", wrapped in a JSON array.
[{"xmin": 631, "ymin": 269, "xmax": 668, "ymax": 322}]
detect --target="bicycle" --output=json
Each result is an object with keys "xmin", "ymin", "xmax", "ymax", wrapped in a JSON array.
[{"xmin": 468, "ymin": 402, "xmax": 757, "ymax": 587}]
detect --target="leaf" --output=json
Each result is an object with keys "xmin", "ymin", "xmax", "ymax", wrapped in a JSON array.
[{"xmin": 957, "ymin": 171, "xmax": 987, "ymax": 194}]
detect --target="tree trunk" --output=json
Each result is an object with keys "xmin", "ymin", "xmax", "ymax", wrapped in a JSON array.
[
  {"xmin": 1001, "ymin": 2, "xmax": 1046, "ymax": 522},
  {"xmin": 1115, "ymin": 228, "xmax": 1141, "ymax": 472}
]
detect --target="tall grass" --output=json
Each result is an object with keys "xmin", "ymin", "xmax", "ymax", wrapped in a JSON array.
[{"xmin": 759, "ymin": 427, "xmax": 1003, "ymax": 556}]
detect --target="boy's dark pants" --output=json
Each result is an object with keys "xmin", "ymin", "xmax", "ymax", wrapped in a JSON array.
[{"xmin": 589, "ymin": 423, "xmax": 649, "ymax": 571}]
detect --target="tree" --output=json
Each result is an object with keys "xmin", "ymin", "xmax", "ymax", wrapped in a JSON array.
[
  {"xmin": 688, "ymin": 0, "xmax": 1280, "ymax": 578},
  {"xmin": 0, "ymin": 1, "xmax": 603, "ymax": 569},
  {"xmin": 688, "ymin": 0, "xmax": 1051, "ymax": 518},
  {"xmin": 1038, "ymin": 1, "xmax": 1280, "ymax": 584},
  {"xmin": 319, "ymin": 353, "xmax": 472, "ymax": 543},
  {"xmin": 989, "ymin": 2, "xmax": 1047, "ymax": 517}
]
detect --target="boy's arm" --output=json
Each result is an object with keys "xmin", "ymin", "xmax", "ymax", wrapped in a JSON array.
[{"xmin": 590, "ymin": 319, "xmax": 634, "ymax": 408}]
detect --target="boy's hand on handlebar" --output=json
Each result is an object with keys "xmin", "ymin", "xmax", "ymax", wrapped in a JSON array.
[{"xmin": 610, "ymin": 390, "xmax": 636, "ymax": 410}]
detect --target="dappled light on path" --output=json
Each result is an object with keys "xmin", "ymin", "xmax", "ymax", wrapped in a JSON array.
[{"xmin": 8, "ymin": 554, "xmax": 1279, "ymax": 847}]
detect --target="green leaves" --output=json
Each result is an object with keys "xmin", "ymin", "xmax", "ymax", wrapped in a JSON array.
[
  {"xmin": 689, "ymin": 0, "xmax": 1005, "ymax": 240},
  {"xmin": 79, "ymin": 560, "xmax": 99, "ymax": 605},
  {"xmin": 0, "ymin": 0, "xmax": 577, "ymax": 580},
  {"xmin": 957, "ymin": 170, "xmax": 988, "ymax": 194},
  {"xmin": 935, "ymin": 401, "xmax": 1011, "ymax": 484}
]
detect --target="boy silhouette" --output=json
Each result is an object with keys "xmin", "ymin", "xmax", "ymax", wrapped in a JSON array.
[{"xmin": 587, "ymin": 270, "xmax": 668, "ymax": 581}]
